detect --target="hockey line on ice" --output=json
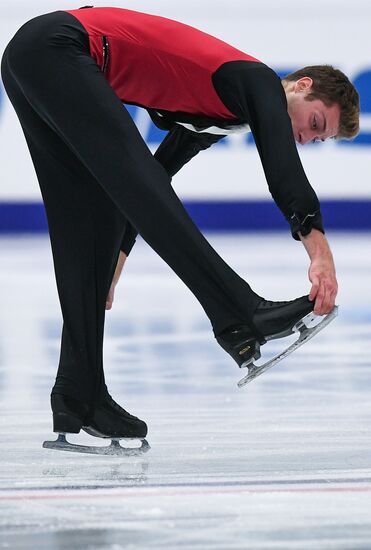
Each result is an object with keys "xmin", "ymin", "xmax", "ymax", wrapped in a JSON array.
[
  {"xmin": 2, "ymin": 474, "xmax": 371, "ymax": 493},
  {"xmin": 0, "ymin": 485, "xmax": 371, "ymax": 501},
  {"xmin": 1, "ymin": 476, "xmax": 371, "ymax": 493}
]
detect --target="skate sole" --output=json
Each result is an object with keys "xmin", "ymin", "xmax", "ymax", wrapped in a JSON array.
[
  {"xmin": 43, "ymin": 433, "xmax": 150, "ymax": 456},
  {"xmin": 238, "ymin": 306, "xmax": 338, "ymax": 387}
]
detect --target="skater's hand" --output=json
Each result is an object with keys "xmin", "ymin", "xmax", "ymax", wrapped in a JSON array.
[
  {"xmin": 300, "ymin": 229, "xmax": 338, "ymax": 316},
  {"xmin": 308, "ymin": 257, "xmax": 338, "ymax": 315},
  {"xmin": 106, "ymin": 282, "xmax": 116, "ymax": 310},
  {"xmin": 105, "ymin": 251, "xmax": 127, "ymax": 311}
]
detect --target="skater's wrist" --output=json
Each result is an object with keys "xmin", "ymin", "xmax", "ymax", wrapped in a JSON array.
[{"xmin": 299, "ymin": 228, "xmax": 333, "ymax": 262}]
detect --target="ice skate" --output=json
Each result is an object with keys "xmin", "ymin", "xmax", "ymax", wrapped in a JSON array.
[
  {"xmin": 216, "ymin": 296, "xmax": 338, "ymax": 387},
  {"xmin": 43, "ymin": 393, "xmax": 150, "ymax": 456},
  {"xmin": 43, "ymin": 433, "xmax": 150, "ymax": 456}
]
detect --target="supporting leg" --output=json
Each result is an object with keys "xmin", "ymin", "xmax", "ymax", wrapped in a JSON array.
[{"xmin": 1, "ymin": 50, "xmax": 127, "ymax": 405}]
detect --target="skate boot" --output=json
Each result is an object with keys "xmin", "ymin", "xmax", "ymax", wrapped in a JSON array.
[
  {"xmin": 83, "ymin": 393, "xmax": 148, "ymax": 439},
  {"xmin": 43, "ymin": 393, "xmax": 150, "ymax": 455},
  {"xmin": 216, "ymin": 295, "xmax": 338, "ymax": 386}
]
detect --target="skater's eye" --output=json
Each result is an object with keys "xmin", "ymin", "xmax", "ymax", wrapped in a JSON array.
[{"xmin": 311, "ymin": 115, "xmax": 325, "ymax": 143}]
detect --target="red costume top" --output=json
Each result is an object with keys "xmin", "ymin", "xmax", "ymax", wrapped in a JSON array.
[{"xmin": 65, "ymin": 6, "xmax": 259, "ymax": 119}]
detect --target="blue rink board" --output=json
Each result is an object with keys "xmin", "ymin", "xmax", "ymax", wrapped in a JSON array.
[{"xmin": 0, "ymin": 199, "xmax": 371, "ymax": 232}]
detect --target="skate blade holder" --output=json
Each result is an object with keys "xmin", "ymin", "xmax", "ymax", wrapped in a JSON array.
[
  {"xmin": 238, "ymin": 305, "xmax": 339, "ymax": 388},
  {"xmin": 43, "ymin": 433, "xmax": 150, "ymax": 456}
]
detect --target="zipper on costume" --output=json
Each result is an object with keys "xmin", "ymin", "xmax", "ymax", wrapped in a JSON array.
[{"xmin": 102, "ymin": 36, "xmax": 109, "ymax": 73}]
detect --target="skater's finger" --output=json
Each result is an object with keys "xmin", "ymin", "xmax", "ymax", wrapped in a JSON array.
[
  {"xmin": 328, "ymin": 287, "xmax": 337, "ymax": 310},
  {"xmin": 314, "ymin": 281, "xmax": 327, "ymax": 315},
  {"xmin": 309, "ymin": 276, "xmax": 319, "ymax": 301},
  {"xmin": 322, "ymin": 282, "xmax": 337, "ymax": 314},
  {"xmin": 315, "ymin": 282, "xmax": 336, "ymax": 315},
  {"xmin": 106, "ymin": 286, "xmax": 115, "ymax": 310},
  {"xmin": 314, "ymin": 295, "xmax": 323, "ymax": 315},
  {"xmin": 324, "ymin": 285, "xmax": 336, "ymax": 311}
]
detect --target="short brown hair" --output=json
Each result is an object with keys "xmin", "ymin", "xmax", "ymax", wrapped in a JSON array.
[{"xmin": 283, "ymin": 65, "xmax": 360, "ymax": 140}]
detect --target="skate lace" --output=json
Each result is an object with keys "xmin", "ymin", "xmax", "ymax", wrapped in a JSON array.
[{"xmin": 106, "ymin": 395, "xmax": 138, "ymax": 420}]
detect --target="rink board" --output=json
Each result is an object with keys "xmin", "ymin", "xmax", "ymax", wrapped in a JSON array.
[
  {"xmin": 1, "ymin": 0, "xmax": 371, "ymax": 231},
  {"xmin": 1, "ymin": 199, "xmax": 371, "ymax": 232}
]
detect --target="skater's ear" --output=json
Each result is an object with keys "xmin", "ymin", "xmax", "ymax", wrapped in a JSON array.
[{"xmin": 293, "ymin": 77, "xmax": 313, "ymax": 94}]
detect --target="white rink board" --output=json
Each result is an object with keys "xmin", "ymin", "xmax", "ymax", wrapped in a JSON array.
[{"xmin": 0, "ymin": 0, "xmax": 370, "ymax": 202}]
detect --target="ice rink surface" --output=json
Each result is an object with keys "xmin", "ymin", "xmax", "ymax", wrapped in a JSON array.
[{"xmin": 0, "ymin": 232, "xmax": 370, "ymax": 550}]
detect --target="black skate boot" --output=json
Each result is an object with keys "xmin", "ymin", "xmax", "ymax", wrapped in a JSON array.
[
  {"xmin": 50, "ymin": 393, "xmax": 90, "ymax": 434},
  {"xmin": 51, "ymin": 393, "xmax": 147, "ymax": 438},
  {"xmin": 44, "ymin": 393, "xmax": 149, "ymax": 455},
  {"xmin": 216, "ymin": 295, "xmax": 314, "ymax": 368},
  {"xmin": 216, "ymin": 295, "xmax": 338, "ymax": 387},
  {"xmin": 84, "ymin": 394, "xmax": 148, "ymax": 439}
]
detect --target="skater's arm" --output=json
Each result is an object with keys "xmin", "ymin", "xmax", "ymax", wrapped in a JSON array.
[
  {"xmin": 120, "ymin": 222, "xmax": 138, "ymax": 256},
  {"xmin": 113, "ymin": 222, "xmax": 135, "ymax": 308},
  {"xmin": 154, "ymin": 125, "xmax": 225, "ymax": 177},
  {"xmin": 213, "ymin": 62, "xmax": 324, "ymax": 240},
  {"xmin": 299, "ymin": 228, "xmax": 338, "ymax": 315}
]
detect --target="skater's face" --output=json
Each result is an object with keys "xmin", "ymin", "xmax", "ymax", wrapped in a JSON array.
[{"xmin": 285, "ymin": 77, "xmax": 341, "ymax": 145}]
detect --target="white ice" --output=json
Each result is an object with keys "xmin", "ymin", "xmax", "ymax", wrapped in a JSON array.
[{"xmin": 0, "ymin": 232, "xmax": 370, "ymax": 550}]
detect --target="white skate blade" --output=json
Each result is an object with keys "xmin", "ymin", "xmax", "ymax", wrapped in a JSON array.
[
  {"xmin": 238, "ymin": 305, "xmax": 338, "ymax": 388},
  {"xmin": 43, "ymin": 433, "xmax": 150, "ymax": 456}
]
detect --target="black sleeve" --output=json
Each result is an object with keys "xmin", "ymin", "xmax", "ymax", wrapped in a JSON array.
[
  {"xmin": 120, "ymin": 222, "xmax": 138, "ymax": 256},
  {"xmin": 120, "ymin": 125, "xmax": 224, "ymax": 254},
  {"xmin": 153, "ymin": 124, "xmax": 225, "ymax": 177},
  {"xmin": 213, "ymin": 61, "xmax": 325, "ymax": 240}
]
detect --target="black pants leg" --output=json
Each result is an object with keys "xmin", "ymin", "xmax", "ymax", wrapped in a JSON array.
[
  {"xmin": 1, "ymin": 47, "xmax": 128, "ymax": 403},
  {"xmin": 1, "ymin": 11, "xmax": 262, "ymax": 403}
]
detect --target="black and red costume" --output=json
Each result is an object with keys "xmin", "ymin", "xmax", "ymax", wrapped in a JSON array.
[
  {"xmin": 66, "ymin": 6, "xmax": 324, "ymax": 246},
  {"xmin": 1, "ymin": 7, "xmax": 323, "ymax": 405}
]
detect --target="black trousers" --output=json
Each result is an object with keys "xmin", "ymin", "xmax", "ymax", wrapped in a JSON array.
[{"xmin": 1, "ymin": 11, "xmax": 262, "ymax": 405}]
